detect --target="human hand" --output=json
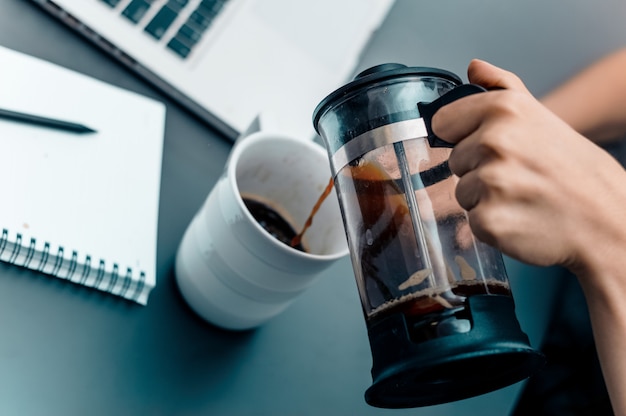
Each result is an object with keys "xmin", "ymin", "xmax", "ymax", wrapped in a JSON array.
[{"xmin": 431, "ymin": 59, "xmax": 626, "ymax": 277}]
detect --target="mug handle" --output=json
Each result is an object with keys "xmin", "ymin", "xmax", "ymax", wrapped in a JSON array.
[{"xmin": 417, "ymin": 84, "xmax": 487, "ymax": 148}]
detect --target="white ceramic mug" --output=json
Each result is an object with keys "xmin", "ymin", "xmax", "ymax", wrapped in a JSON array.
[{"xmin": 175, "ymin": 132, "xmax": 349, "ymax": 330}]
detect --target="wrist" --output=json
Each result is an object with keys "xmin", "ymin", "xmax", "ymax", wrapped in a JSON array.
[
  {"xmin": 570, "ymin": 224, "xmax": 626, "ymax": 415},
  {"xmin": 570, "ymin": 218, "xmax": 626, "ymax": 303}
]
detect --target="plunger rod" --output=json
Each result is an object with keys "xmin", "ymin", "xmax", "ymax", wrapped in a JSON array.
[{"xmin": 393, "ymin": 142, "xmax": 436, "ymax": 288}]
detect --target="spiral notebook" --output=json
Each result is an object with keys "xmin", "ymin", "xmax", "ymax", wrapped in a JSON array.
[{"xmin": 0, "ymin": 45, "xmax": 165, "ymax": 305}]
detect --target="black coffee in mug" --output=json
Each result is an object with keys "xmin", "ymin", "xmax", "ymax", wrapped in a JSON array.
[
  {"xmin": 242, "ymin": 196, "xmax": 306, "ymax": 252},
  {"xmin": 242, "ymin": 177, "xmax": 334, "ymax": 253}
]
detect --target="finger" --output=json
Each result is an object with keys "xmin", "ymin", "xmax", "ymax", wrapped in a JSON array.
[
  {"xmin": 432, "ymin": 61, "xmax": 531, "ymax": 146},
  {"xmin": 447, "ymin": 129, "xmax": 489, "ymax": 177},
  {"xmin": 467, "ymin": 59, "xmax": 530, "ymax": 93},
  {"xmin": 465, "ymin": 207, "xmax": 499, "ymax": 249},
  {"xmin": 431, "ymin": 92, "xmax": 491, "ymax": 146},
  {"xmin": 454, "ymin": 169, "xmax": 483, "ymax": 211}
]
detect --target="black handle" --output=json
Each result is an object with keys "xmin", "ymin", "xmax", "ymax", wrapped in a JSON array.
[{"xmin": 417, "ymin": 83, "xmax": 487, "ymax": 148}]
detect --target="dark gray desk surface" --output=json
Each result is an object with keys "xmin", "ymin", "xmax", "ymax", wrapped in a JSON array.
[{"xmin": 1, "ymin": 1, "xmax": 625, "ymax": 415}]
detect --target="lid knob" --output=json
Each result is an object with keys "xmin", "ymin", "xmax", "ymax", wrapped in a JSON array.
[{"xmin": 355, "ymin": 63, "xmax": 407, "ymax": 80}]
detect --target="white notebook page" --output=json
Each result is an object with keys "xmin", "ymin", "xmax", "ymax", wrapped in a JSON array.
[{"xmin": 0, "ymin": 45, "xmax": 165, "ymax": 305}]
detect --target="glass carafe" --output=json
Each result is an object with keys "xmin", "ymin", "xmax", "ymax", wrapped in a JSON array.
[{"xmin": 313, "ymin": 64, "xmax": 544, "ymax": 408}]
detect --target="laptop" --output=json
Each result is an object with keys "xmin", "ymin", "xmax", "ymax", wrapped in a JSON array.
[{"xmin": 30, "ymin": 0, "xmax": 395, "ymax": 141}]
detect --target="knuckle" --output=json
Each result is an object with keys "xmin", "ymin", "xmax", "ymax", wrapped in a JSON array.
[
  {"xmin": 467, "ymin": 210, "xmax": 497, "ymax": 246},
  {"xmin": 485, "ymin": 90, "xmax": 528, "ymax": 120},
  {"xmin": 475, "ymin": 163, "xmax": 506, "ymax": 189},
  {"xmin": 475, "ymin": 120, "xmax": 522, "ymax": 158},
  {"xmin": 468, "ymin": 204, "xmax": 509, "ymax": 247}
]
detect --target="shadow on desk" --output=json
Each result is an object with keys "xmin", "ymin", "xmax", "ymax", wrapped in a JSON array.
[
  {"xmin": 0, "ymin": 253, "xmax": 565, "ymax": 415},
  {"xmin": 125, "ymin": 267, "xmax": 258, "ymax": 398}
]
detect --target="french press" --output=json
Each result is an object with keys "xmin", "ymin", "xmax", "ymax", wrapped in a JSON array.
[{"xmin": 312, "ymin": 64, "xmax": 544, "ymax": 408}]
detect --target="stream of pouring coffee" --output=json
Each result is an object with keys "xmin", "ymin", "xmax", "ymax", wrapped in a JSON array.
[{"xmin": 291, "ymin": 177, "xmax": 335, "ymax": 248}]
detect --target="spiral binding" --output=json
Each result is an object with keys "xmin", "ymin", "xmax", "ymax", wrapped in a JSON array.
[{"xmin": 0, "ymin": 228, "xmax": 146, "ymax": 302}]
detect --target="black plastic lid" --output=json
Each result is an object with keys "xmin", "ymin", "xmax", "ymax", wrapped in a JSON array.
[{"xmin": 312, "ymin": 64, "xmax": 463, "ymax": 133}]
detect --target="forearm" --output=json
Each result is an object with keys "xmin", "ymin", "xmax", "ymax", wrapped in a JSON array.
[
  {"xmin": 576, "ymin": 259, "xmax": 626, "ymax": 415},
  {"xmin": 541, "ymin": 47, "xmax": 626, "ymax": 143},
  {"xmin": 568, "ymin": 173, "xmax": 626, "ymax": 415}
]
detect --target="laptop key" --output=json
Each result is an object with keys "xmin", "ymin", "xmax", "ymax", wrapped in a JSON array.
[
  {"xmin": 176, "ymin": 24, "xmax": 203, "ymax": 46},
  {"xmin": 187, "ymin": 10, "xmax": 213, "ymax": 30},
  {"xmin": 122, "ymin": 0, "xmax": 153, "ymax": 24},
  {"xmin": 198, "ymin": 0, "xmax": 227, "ymax": 16},
  {"xmin": 100, "ymin": 0, "xmax": 122, "ymax": 7},
  {"xmin": 167, "ymin": 37, "xmax": 191, "ymax": 58},
  {"xmin": 167, "ymin": 0, "xmax": 189, "ymax": 13},
  {"xmin": 144, "ymin": 5, "xmax": 178, "ymax": 40}
]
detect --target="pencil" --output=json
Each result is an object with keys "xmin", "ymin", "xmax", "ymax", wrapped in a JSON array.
[{"xmin": 0, "ymin": 108, "xmax": 96, "ymax": 134}]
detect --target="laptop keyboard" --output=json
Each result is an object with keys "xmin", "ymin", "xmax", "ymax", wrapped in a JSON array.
[{"xmin": 99, "ymin": 0, "xmax": 229, "ymax": 59}]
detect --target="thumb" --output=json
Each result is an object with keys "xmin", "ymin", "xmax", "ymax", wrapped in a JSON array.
[{"xmin": 468, "ymin": 59, "xmax": 530, "ymax": 93}]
